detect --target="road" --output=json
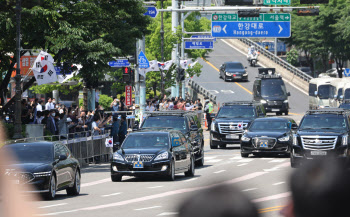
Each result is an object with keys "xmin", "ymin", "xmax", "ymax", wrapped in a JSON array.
[{"xmin": 33, "ymin": 132, "xmax": 292, "ymax": 217}]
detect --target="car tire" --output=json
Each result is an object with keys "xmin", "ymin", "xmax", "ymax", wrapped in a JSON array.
[
  {"xmin": 196, "ymin": 150, "xmax": 204, "ymax": 167},
  {"xmin": 219, "ymin": 73, "xmax": 222, "ymax": 79},
  {"xmin": 285, "ymin": 111, "xmax": 289, "ymax": 115},
  {"xmin": 111, "ymin": 174, "xmax": 122, "ymax": 182},
  {"xmin": 224, "ymin": 76, "xmax": 227, "ymax": 82},
  {"xmin": 44, "ymin": 174, "xmax": 57, "ymax": 200},
  {"xmin": 167, "ymin": 160, "xmax": 176, "ymax": 181},
  {"xmin": 241, "ymin": 153, "xmax": 249, "ymax": 158},
  {"xmin": 185, "ymin": 157, "xmax": 195, "ymax": 177},
  {"xmin": 66, "ymin": 170, "xmax": 81, "ymax": 196},
  {"xmin": 219, "ymin": 144, "xmax": 227, "ymax": 149},
  {"xmin": 210, "ymin": 140, "xmax": 218, "ymax": 149}
]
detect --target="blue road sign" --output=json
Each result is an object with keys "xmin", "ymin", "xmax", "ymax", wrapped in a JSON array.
[
  {"xmin": 211, "ymin": 14, "xmax": 291, "ymax": 38},
  {"xmin": 108, "ymin": 59, "xmax": 131, "ymax": 68},
  {"xmin": 138, "ymin": 51, "xmax": 150, "ymax": 68},
  {"xmin": 256, "ymin": 42, "xmax": 287, "ymax": 52},
  {"xmin": 144, "ymin": 7, "xmax": 158, "ymax": 18},
  {"xmin": 185, "ymin": 41, "xmax": 214, "ymax": 49},
  {"xmin": 191, "ymin": 35, "xmax": 216, "ymax": 42},
  {"xmin": 344, "ymin": 68, "xmax": 350, "ymax": 77}
]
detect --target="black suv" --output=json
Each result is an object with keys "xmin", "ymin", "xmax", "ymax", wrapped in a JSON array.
[
  {"xmin": 139, "ymin": 111, "xmax": 204, "ymax": 166},
  {"xmin": 253, "ymin": 68, "xmax": 290, "ymax": 115},
  {"xmin": 291, "ymin": 109, "xmax": 350, "ymax": 168},
  {"xmin": 210, "ymin": 101, "xmax": 265, "ymax": 149}
]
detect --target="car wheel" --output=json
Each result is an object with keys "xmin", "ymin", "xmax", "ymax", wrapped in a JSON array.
[
  {"xmin": 219, "ymin": 144, "xmax": 227, "ymax": 149},
  {"xmin": 66, "ymin": 170, "xmax": 81, "ymax": 196},
  {"xmin": 241, "ymin": 153, "xmax": 249, "ymax": 158},
  {"xmin": 210, "ymin": 140, "xmax": 218, "ymax": 149},
  {"xmin": 185, "ymin": 157, "xmax": 195, "ymax": 177},
  {"xmin": 219, "ymin": 72, "xmax": 222, "ymax": 79},
  {"xmin": 44, "ymin": 174, "xmax": 57, "ymax": 200},
  {"xmin": 196, "ymin": 150, "xmax": 204, "ymax": 167},
  {"xmin": 167, "ymin": 160, "xmax": 175, "ymax": 181},
  {"xmin": 224, "ymin": 76, "xmax": 227, "ymax": 82},
  {"xmin": 111, "ymin": 174, "xmax": 122, "ymax": 182},
  {"xmin": 285, "ymin": 111, "xmax": 289, "ymax": 115}
]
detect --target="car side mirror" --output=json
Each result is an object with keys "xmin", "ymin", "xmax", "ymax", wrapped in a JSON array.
[
  {"xmin": 58, "ymin": 155, "xmax": 67, "ymax": 161},
  {"xmin": 291, "ymin": 123, "xmax": 298, "ymax": 130},
  {"xmin": 287, "ymin": 92, "xmax": 291, "ymax": 96},
  {"xmin": 190, "ymin": 125, "xmax": 198, "ymax": 131}
]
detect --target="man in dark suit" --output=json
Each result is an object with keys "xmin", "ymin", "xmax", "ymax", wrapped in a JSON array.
[{"xmin": 46, "ymin": 110, "xmax": 57, "ymax": 135}]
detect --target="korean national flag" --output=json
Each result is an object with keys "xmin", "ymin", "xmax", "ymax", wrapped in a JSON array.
[
  {"xmin": 105, "ymin": 137, "xmax": 113, "ymax": 147},
  {"xmin": 33, "ymin": 60, "xmax": 58, "ymax": 85}
]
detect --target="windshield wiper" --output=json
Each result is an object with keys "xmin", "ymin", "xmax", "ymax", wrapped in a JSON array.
[
  {"xmin": 320, "ymin": 127, "xmax": 339, "ymax": 130},
  {"xmin": 217, "ymin": 116, "xmax": 230, "ymax": 118},
  {"xmin": 300, "ymin": 127, "xmax": 314, "ymax": 130}
]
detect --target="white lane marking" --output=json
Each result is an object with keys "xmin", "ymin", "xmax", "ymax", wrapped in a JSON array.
[
  {"xmin": 221, "ymin": 39, "xmax": 308, "ymax": 96},
  {"xmin": 39, "ymin": 203, "xmax": 68, "ymax": 209},
  {"xmin": 101, "ymin": 192, "xmax": 122, "ymax": 197},
  {"xmin": 252, "ymin": 192, "xmax": 291, "ymax": 203},
  {"xmin": 81, "ymin": 178, "xmax": 110, "ymax": 187},
  {"xmin": 273, "ymin": 182, "xmax": 285, "ymax": 186},
  {"xmin": 237, "ymin": 159, "xmax": 254, "ymax": 163},
  {"xmin": 230, "ymin": 156, "xmax": 242, "ymax": 160},
  {"xmin": 184, "ymin": 178, "xmax": 198, "ymax": 182},
  {"xmin": 214, "ymin": 170, "xmax": 226, "ymax": 174},
  {"xmin": 158, "ymin": 212, "xmax": 179, "ymax": 216},
  {"xmin": 242, "ymin": 188, "xmax": 257, "ymax": 192},
  {"xmin": 148, "ymin": 186, "xmax": 164, "ymax": 189},
  {"xmin": 206, "ymin": 159, "xmax": 223, "ymax": 163},
  {"xmin": 37, "ymin": 210, "xmax": 79, "ymax": 216},
  {"xmin": 205, "ymin": 156, "xmax": 218, "ymax": 160},
  {"xmin": 237, "ymin": 163, "xmax": 248, "ymax": 166},
  {"xmin": 221, "ymin": 90, "xmax": 234, "ymax": 94},
  {"xmin": 269, "ymin": 159, "xmax": 286, "ymax": 163},
  {"xmin": 208, "ymin": 90, "xmax": 219, "ymax": 94},
  {"xmin": 134, "ymin": 206, "xmax": 161, "ymax": 211},
  {"xmin": 263, "ymin": 162, "xmax": 290, "ymax": 172}
]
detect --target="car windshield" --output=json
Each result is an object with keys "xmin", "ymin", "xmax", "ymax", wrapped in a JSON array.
[
  {"xmin": 122, "ymin": 134, "xmax": 170, "ymax": 149},
  {"xmin": 226, "ymin": 63, "xmax": 244, "ymax": 69},
  {"xmin": 142, "ymin": 116, "xmax": 187, "ymax": 132},
  {"xmin": 250, "ymin": 121, "xmax": 288, "ymax": 131},
  {"xmin": 217, "ymin": 107, "xmax": 255, "ymax": 118},
  {"xmin": 261, "ymin": 79, "xmax": 287, "ymax": 97},
  {"xmin": 300, "ymin": 115, "xmax": 347, "ymax": 130},
  {"xmin": 5, "ymin": 144, "xmax": 53, "ymax": 163},
  {"xmin": 344, "ymin": 89, "xmax": 350, "ymax": 100},
  {"xmin": 318, "ymin": 85, "xmax": 332, "ymax": 99}
]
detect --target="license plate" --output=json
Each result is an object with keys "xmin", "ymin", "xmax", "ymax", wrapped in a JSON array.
[
  {"xmin": 234, "ymin": 76, "xmax": 241, "ymax": 79},
  {"xmin": 133, "ymin": 161, "xmax": 144, "ymax": 169},
  {"xmin": 272, "ymin": 109, "xmax": 280, "ymax": 112},
  {"xmin": 226, "ymin": 134, "xmax": 239, "ymax": 139},
  {"xmin": 311, "ymin": 151, "xmax": 327, "ymax": 156},
  {"xmin": 259, "ymin": 140, "xmax": 269, "ymax": 148}
]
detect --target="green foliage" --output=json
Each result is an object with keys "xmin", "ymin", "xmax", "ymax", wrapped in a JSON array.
[
  {"xmin": 286, "ymin": 48, "xmax": 299, "ymax": 66},
  {"xmin": 29, "ymin": 82, "xmax": 83, "ymax": 95},
  {"xmin": 98, "ymin": 94, "xmax": 113, "ymax": 110}
]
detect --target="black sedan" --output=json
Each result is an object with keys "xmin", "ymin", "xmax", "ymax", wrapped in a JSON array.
[
  {"xmin": 2, "ymin": 142, "xmax": 81, "ymax": 200},
  {"xmin": 240, "ymin": 118, "xmax": 298, "ymax": 157},
  {"xmin": 219, "ymin": 61, "xmax": 248, "ymax": 82},
  {"xmin": 111, "ymin": 130, "xmax": 195, "ymax": 181}
]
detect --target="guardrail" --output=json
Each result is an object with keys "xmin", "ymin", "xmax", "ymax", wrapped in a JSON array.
[
  {"xmin": 238, "ymin": 38, "xmax": 313, "ymax": 82},
  {"xmin": 188, "ymin": 79, "xmax": 217, "ymax": 104}
]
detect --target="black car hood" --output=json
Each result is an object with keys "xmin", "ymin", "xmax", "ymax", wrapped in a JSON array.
[
  {"xmin": 4, "ymin": 162, "xmax": 50, "ymax": 173},
  {"xmin": 119, "ymin": 148, "xmax": 168, "ymax": 155},
  {"xmin": 262, "ymin": 96, "xmax": 287, "ymax": 101},
  {"xmin": 297, "ymin": 130, "xmax": 346, "ymax": 136},
  {"xmin": 226, "ymin": 69, "xmax": 245, "ymax": 73},
  {"xmin": 246, "ymin": 131, "xmax": 287, "ymax": 138}
]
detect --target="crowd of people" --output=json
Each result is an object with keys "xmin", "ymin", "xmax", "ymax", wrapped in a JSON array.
[{"xmin": 144, "ymin": 96, "xmax": 204, "ymax": 111}]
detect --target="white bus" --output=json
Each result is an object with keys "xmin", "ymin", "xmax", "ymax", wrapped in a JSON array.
[{"xmin": 309, "ymin": 77, "xmax": 337, "ymax": 110}]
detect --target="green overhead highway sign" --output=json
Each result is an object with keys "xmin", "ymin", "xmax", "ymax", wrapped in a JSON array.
[
  {"xmin": 264, "ymin": 0, "xmax": 290, "ymax": 5},
  {"xmin": 212, "ymin": 14, "xmax": 291, "ymax": 22}
]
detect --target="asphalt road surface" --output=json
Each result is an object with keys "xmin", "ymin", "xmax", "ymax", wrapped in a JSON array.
[{"xmin": 33, "ymin": 132, "xmax": 292, "ymax": 217}]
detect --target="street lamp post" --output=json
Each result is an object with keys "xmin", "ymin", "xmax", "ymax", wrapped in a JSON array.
[
  {"xmin": 13, "ymin": 0, "xmax": 23, "ymax": 139},
  {"xmin": 160, "ymin": 0, "xmax": 165, "ymax": 97}
]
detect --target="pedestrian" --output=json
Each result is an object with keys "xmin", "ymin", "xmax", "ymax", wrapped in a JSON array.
[
  {"xmin": 110, "ymin": 97, "xmax": 119, "ymax": 117},
  {"xmin": 36, "ymin": 100, "xmax": 43, "ymax": 112},
  {"xmin": 95, "ymin": 89, "xmax": 100, "ymax": 109},
  {"xmin": 46, "ymin": 109, "xmax": 57, "ymax": 135},
  {"xmin": 178, "ymin": 184, "xmax": 259, "ymax": 217},
  {"xmin": 45, "ymin": 98, "xmax": 54, "ymax": 111},
  {"xmin": 91, "ymin": 115, "xmax": 102, "ymax": 136},
  {"xmin": 119, "ymin": 116, "xmax": 128, "ymax": 145},
  {"xmin": 58, "ymin": 108, "xmax": 73, "ymax": 140},
  {"xmin": 119, "ymin": 96, "xmax": 126, "ymax": 116},
  {"xmin": 111, "ymin": 116, "xmax": 120, "ymax": 152},
  {"xmin": 204, "ymin": 99, "xmax": 213, "ymax": 131},
  {"xmin": 196, "ymin": 99, "xmax": 203, "ymax": 110}
]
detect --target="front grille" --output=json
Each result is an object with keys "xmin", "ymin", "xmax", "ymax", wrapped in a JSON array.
[
  {"xmin": 267, "ymin": 101, "xmax": 283, "ymax": 106},
  {"xmin": 301, "ymin": 136, "xmax": 337, "ymax": 150},
  {"xmin": 218, "ymin": 123, "xmax": 248, "ymax": 135},
  {"xmin": 5, "ymin": 171, "xmax": 35, "ymax": 184},
  {"xmin": 253, "ymin": 137, "xmax": 277, "ymax": 149},
  {"xmin": 125, "ymin": 154, "xmax": 155, "ymax": 162}
]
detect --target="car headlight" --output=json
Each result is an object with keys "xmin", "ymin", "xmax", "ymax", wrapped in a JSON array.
[
  {"xmin": 278, "ymin": 135, "xmax": 290, "ymax": 142},
  {"xmin": 226, "ymin": 72, "xmax": 231, "ymax": 76},
  {"xmin": 211, "ymin": 123, "xmax": 216, "ymax": 131},
  {"xmin": 243, "ymin": 73, "xmax": 248, "ymax": 76},
  {"xmin": 113, "ymin": 153, "xmax": 124, "ymax": 161},
  {"xmin": 33, "ymin": 171, "xmax": 52, "ymax": 177},
  {"xmin": 261, "ymin": 100, "xmax": 267, "ymax": 104},
  {"xmin": 293, "ymin": 135, "xmax": 298, "ymax": 145},
  {"xmin": 154, "ymin": 152, "xmax": 169, "ymax": 161},
  {"xmin": 284, "ymin": 100, "xmax": 288, "ymax": 103},
  {"xmin": 241, "ymin": 135, "xmax": 251, "ymax": 142},
  {"xmin": 342, "ymin": 135, "xmax": 348, "ymax": 146}
]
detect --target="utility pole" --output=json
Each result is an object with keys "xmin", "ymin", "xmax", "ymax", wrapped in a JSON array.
[
  {"xmin": 13, "ymin": 0, "xmax": 22, "ymax": 139},
  {"xmin": 160, "ymin": 0, "xmax": 165, "ymax": 98},
  {"xmin": 171, "ymin": 0, "xmax": 178, "ymax": 98},
  {"xmin": 135, "ymin": 40, "xmax": 140, "ymax": 105}
]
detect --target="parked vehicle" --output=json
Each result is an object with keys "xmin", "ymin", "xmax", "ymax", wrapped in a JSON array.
[
  {"xmin": 219, "ymin": 61, "xmax": 248, "ymax": 82},
  {"xmin": 2, "ymin": 142, "xmax": 81, "ymax": 200},
  {"xmin": 110, "ymin": 130, "xmax": 195, "ymax": 181}
]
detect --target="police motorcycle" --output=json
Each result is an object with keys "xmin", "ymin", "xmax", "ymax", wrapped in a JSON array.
[{"xmin": 247, "ymin": 46, "xmax": 259, "ymax": 67}]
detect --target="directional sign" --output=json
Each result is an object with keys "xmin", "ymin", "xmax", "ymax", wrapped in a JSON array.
[
  {"xmin": 108, "ymin": 59, "xmax": 131, "ymax": 68},
  {"xmin": 144, "ymin": 6, "xmax": 158, "ymax": 18},
  {"xmin": 344, "ymin": 68, "xmax": 350, "ymax": 77},
  {"xmin": 191, "ymin": 35, "xmax": 216, "ymax": 42},
  {"xmin": 185, "ymin": 41, "xmax": 214, "ymax": 49},
  {"xmin": 211, "ymin": 13, "xmax": 291, "ymax": 38},
  {"xmin": 264, "ymin": 0, "xmax": 291, "ymax": 5},
  {"xmin": 138, "ymin": 51, "xmax": 150, "ymax": 69},
  {"xmin": 257, "ymin": 42, "xmax": 287, "ymax": 52}
]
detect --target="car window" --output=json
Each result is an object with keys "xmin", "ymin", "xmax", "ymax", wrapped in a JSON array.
[{"xmin": 54, "ymin": 144, "xmax": 68, "ymax": 159}]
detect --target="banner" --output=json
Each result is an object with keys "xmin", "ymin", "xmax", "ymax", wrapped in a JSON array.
[
  {"xmin": 33, "ymin": 60, "xmax": 58, "ymax": 85},
  {"xmin": 125, "ymin": 85, "xmax": 132, "ymax": 106}
]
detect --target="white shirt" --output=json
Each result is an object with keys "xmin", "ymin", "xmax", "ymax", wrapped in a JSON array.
[
  {"xmin": 45, "ymin": 102, "xmax": 54, "ymax": 111},
  {"xmin": 36, "ymin": 104, "xmax": 42, "ymax": 112}
]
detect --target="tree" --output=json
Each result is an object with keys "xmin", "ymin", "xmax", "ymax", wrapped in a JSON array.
[{"xmin": 286, "ymin": 48, "xmax": 299, "ymax": 66}]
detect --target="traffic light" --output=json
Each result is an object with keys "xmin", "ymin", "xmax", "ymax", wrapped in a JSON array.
[
  {"xmin": 225, "ymin": 0, "xmax": 254, "ymax": 5},
  {"xmin": 122, "ymin": 67, "xmax": 131, "ymax": 83},
  {"xmin": 238, "ymin": 10, "xmax": 260, "ymax": 18},
  {"xmin": 177, "ymin": 69, "xmax": 185, "ymax": 81},
  {"xmin": 300, "ymin": 0, "xmax": 328, "ymax": 3},
  {"xmin": 297, "ymin": 8, "xmax": 320, "ymax": 16}
]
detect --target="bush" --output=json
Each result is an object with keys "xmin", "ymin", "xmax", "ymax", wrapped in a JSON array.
[{"xmin": 99, "ymin": 94, "xmax": 113, "ymax": 110}]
